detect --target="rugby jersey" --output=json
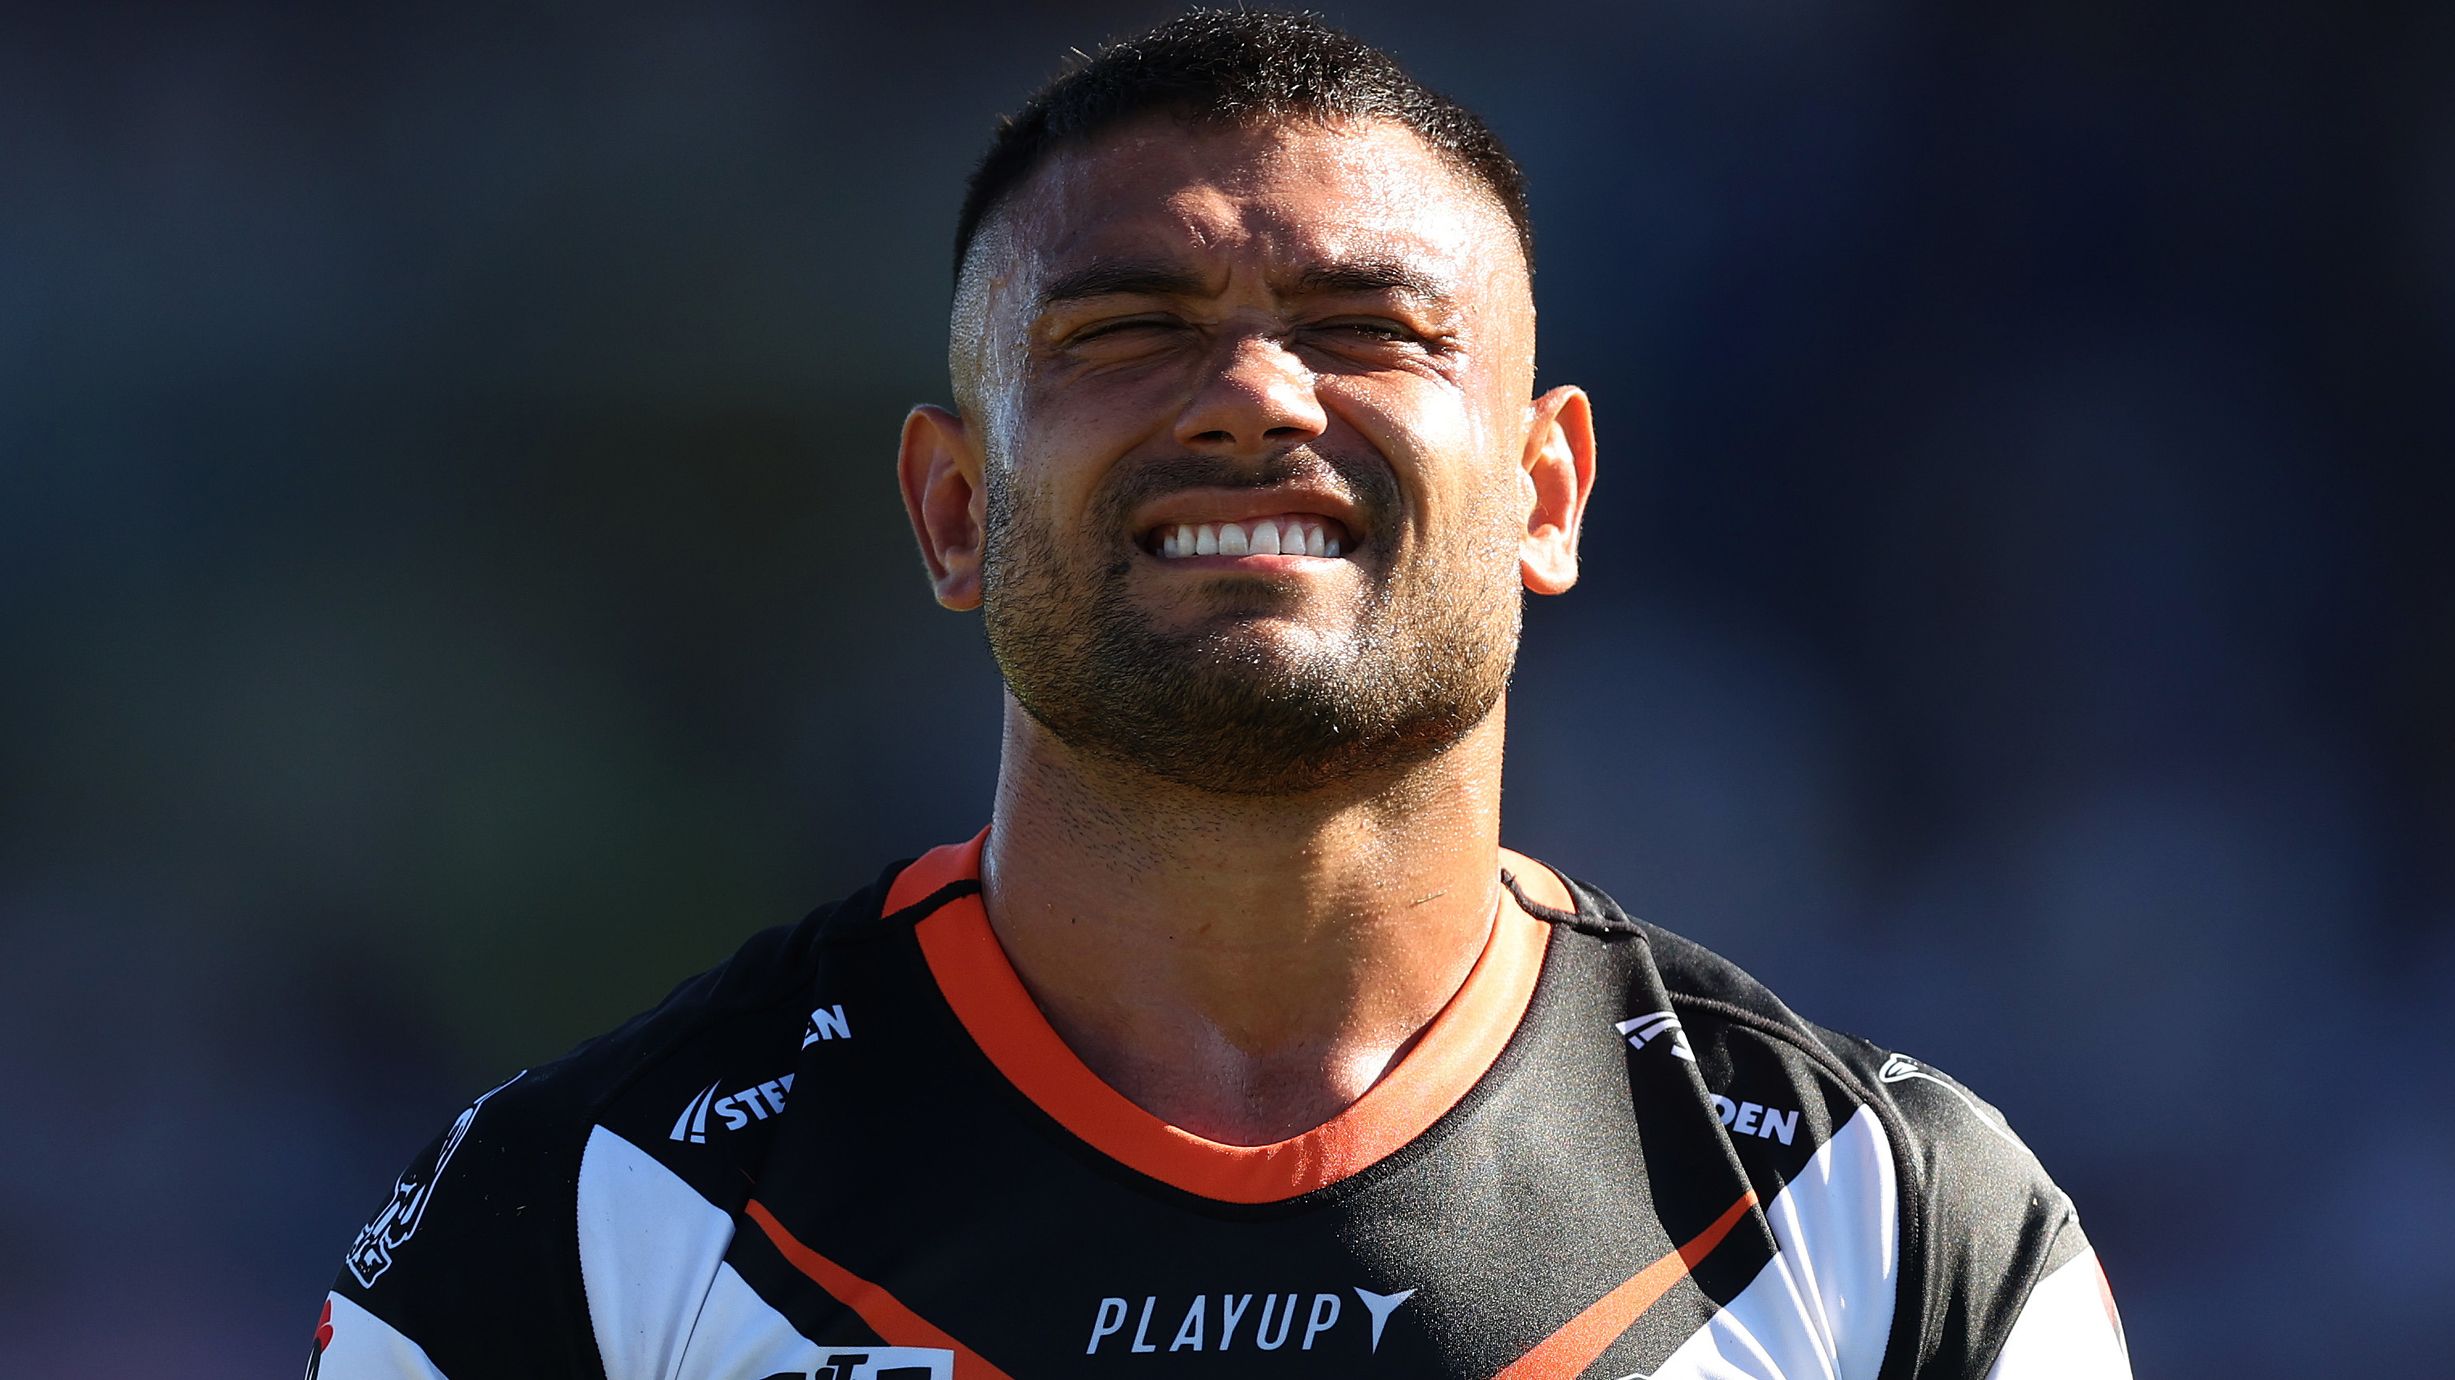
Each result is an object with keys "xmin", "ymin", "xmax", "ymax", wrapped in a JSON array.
[{"xmin": 310, "ymin": 833, "xmax": 2130, "ymax": 1378}]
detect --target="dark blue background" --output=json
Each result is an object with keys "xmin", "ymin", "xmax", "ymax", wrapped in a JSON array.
[{"xmin": 3, "ymin": 2, "xmax": 2447, "ymax": 1373}]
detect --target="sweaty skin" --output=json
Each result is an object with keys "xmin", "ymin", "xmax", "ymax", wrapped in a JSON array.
[{"xmin": 898, "ymin": 117, "xmax": 1595, "ymax": 1144}]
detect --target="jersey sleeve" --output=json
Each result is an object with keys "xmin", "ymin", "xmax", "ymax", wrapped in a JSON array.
[
  {"xmin": 1870, "ymin": 1052, "xmax": 2132, "ymax": 1380},
  {"xmin": 306, "ymin": 1070, "xmax": 602, "ymax": 1380},
  {"xmin": 1979, "ymin": 1221, "xmax": 2131, "ymax": 1379}
]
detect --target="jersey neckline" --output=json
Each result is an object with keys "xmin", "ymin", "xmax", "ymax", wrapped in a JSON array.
[{"xmin": 884, "ymin": 829, "xmax": 1560, "ymax": 1205}]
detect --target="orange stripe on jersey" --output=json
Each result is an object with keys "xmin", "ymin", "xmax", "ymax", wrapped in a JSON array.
[
  {"xmin": 1491, "ymin": 1189, "xmax": 1760, "ymax": 1379},
  {"xmin": 743, "ymin": 1199, "xmax": 1015, "ymax": 1379},
  {"xmin": 894, "ymin": 829, "xmax": 1554, "ymax": 1205}
]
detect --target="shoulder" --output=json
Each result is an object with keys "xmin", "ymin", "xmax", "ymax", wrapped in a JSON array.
[
  {"xmin": 1544, "ymin": 870, "xmax": 2040, "ymax": 1173},
  {"xmin": 1548, "ymin": 870, "xmax": 2121, "ymax": 1379},
  {"xmin": 314, "ymin": 864, "xmax": 907, "ymax": 1379}
]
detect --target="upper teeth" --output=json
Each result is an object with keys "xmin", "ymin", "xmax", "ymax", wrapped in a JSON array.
[
  {"xmin": 1157, "ymin": 515, "xmax": 1343, "ymax": 560},
  {"xmin": 1153, "ymin": 515, "xmax": 1345, "ymax": 559}
]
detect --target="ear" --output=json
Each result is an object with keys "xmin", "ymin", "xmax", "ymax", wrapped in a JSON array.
[
  {"xmin": 898, "ymin": 404, "xmax": 987, "ymax": 611},
  {"xmin": 1519, "ymin": 385, "xmax": 1596, "ymax": 595}
]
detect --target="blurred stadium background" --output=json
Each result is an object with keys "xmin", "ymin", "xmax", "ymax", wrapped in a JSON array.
[{"xmin": 2, "ymin": 2, "xmax": 2448, "ymax": 1374}]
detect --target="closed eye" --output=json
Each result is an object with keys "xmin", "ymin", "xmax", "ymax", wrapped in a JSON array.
[
  {"xmin": 1069, "ymin": 316, "xmax": 1186, "ymax": 344},
  {"xmin": 1307, "ymin": 318, "xmax": 1450, "ymax": 354}
]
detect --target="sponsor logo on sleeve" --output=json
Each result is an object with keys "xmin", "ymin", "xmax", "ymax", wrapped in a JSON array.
[
  {"xmin": 1878, "ymin": 1052, "xmax": 2025, "ymax": 1149},
  {"xmin": 347, "ymin": 1071, "xmax": 524, "ymax": 1287},
  {"xmin": 1084, "ymin": 1285, "xmax": 1417, "ymax": 1357}
]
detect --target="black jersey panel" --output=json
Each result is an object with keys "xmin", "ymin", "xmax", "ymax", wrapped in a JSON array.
[
  {"xmin": 1868, "ymin": 1052, "xmax": 2076, "ymax": 1380},
  {"xmin": 327, "ymin": 1068, "xmax": 599, "ymax": 1380},
  {"xmin": 1577, "ymin": 879, "xmax": 2090, "ymax": 1380},
  {"xmin": 319, "ymin": 871, "xmax": 897, "ymax": 1377}
]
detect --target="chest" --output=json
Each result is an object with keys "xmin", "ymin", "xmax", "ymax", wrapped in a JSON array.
[
  {"xmin": 611, "ymin": 1057, "xmax": 1838, "ymax": 1374},
  {"xmin": 584, "ymin": 930, "xmax": 1886, "ymax": 1380}
]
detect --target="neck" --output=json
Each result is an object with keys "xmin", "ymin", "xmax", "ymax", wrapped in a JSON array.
[{"xmin": 979, "ymin": 695, "xmax": 1519, "ymax": 1145}]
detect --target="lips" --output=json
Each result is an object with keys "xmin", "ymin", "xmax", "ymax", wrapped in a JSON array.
[
  {"xmin": 1114, "ymin": 452, "xmax": 1383, "ymax": 568},
  {"xmin": 1146, "ymin": 513, "xmax": 1351, "ymax": 559}
]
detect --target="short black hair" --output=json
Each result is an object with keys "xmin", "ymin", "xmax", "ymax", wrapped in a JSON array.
[{"xmin": 953, "ymin": 9, "xmax": 1532, "ymax": 283}]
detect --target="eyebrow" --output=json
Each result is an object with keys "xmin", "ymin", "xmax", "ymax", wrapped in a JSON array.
[
  {"xmin": 1035, "ymin": 261, "xmax": 1212, "ymax": 312},
  {"xmin": 1291, "ymin": 258, "xmax": 1455, "ymax": 305},
  {"xmin": 1032, "ymin": 256, "xmax": 1457, "ymax": 316}
]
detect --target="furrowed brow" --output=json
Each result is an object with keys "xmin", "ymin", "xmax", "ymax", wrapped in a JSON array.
[
  {"xmin": 1293, "ymin": 258, "xmax": 1456, "ymax": 305},
  {"xmin": 1034, "ymin": 261, "xmax": 1210, "ymax": 312}
]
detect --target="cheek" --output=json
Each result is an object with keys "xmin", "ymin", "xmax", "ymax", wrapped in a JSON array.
[
  {"xmin": 1006, "ymin": 368, "xmax": 1182, "ymax": 491},
  {"xmin": 1326, "ymin": 380, "xmax": 1503, "ymax": 529}
]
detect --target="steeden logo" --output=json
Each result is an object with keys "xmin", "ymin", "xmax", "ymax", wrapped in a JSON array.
[
  {"xmin": 670, "ymin": 1073, "xmax": 796, "ymax": 1144},
  {"xmin": 1615, "ymin": 1011, "xmax": 1695, "ymax": 1062},
  {"xmin": 1708, "ymin": 1093, "xmax": 1801, "ymax": 1145},
  {"xmin": 802, "ymin": 1003, "xmax": 851, "ymax": 1048}
]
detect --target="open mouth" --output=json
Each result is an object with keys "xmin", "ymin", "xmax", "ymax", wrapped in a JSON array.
[{"xmin": 1142, "ymin": 513, "xmax": 1353, "ymax": 560}]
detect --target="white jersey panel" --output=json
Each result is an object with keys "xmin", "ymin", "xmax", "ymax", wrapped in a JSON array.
[
  {"xmin": 312, "ymin": 1291, "xmax": 452, "ymax": 1380},
  {"xmin": 674, "ymin": 1260, "xmax": 819, "ymax": 1380},
  {"xmin": 578, "ymin": 1126, "xmax": 737, "ymax": 1380},
  {"xmin": 1982, "ymin": 1247, "xmax": 2132, "ymax": 1380},
  {"xmin": 1648, "ymin": 1107, "xmax": 1899, "ymax": 1379}
]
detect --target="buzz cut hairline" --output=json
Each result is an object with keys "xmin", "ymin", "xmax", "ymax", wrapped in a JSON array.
[{"xmin": 950, "ymin": 9, "xmax": 1534, "ymax": 288}]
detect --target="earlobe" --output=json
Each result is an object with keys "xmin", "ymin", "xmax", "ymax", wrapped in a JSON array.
[
  {"xmin": 897, "ymin": 404, "xmax": 987, "ymax": 611},
  {"xmin": 1519, "ymin": 386, "xmax": 1596, "ymax": 596}
]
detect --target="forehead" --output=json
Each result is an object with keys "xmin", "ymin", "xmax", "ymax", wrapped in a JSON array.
[{"xmin": 989, "ymin": 117, "xmax": 1523, "ymax": 298}]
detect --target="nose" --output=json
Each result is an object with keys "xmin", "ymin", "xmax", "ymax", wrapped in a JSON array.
[{"xmin": 1172, "ymin": 332, "xmax": 1328, "ymax": 455}]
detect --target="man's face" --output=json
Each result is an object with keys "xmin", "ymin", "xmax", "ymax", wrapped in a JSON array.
[{"xmin": 950, "ymin": 117, "xmax": 1552, "ymax": 794}]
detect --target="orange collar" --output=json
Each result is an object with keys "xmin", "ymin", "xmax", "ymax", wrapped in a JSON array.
[{"xmin": 885, "ymin": 829, "xmax": 1557, "ymax": 1204}]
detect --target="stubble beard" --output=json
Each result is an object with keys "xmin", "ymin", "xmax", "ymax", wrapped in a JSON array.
[{"xmin": 979, "ymin": 458, "xmax": 1522, "ymax": 797}]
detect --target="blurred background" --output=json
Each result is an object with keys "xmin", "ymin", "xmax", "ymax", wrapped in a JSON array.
[{"xmin": 2, "ymin": 1, "xmax": 2447, "ymax": 1373}]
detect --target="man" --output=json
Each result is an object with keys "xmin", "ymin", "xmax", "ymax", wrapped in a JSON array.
[{"xmin": 311, "ymin": 12, "xmax": 2130, "ymax": 1378}]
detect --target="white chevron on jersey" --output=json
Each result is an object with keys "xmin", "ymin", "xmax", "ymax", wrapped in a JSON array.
[
  {"xmin": 1641, "ymin": 1107, "xmax": 1899, "ymax": 1377},
  {"xmin": 577, "ymin": 1124, "xmax": 958, "ymax": 1379},
  {"xmin": 311, "ymin": 1291, "xmax": 452, "ymax": 1380},
  {"xmin": 579, "ymin": 1127, "xmax": 741, "ymax": 1380},
  {"xmin": 1982, "ymin": 1247, "xmax": 2133, "ymax": 1379}
]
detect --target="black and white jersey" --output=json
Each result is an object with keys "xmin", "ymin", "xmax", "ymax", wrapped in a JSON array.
[{"xmin": 310, "ymin": 833, "xmax": 2130, "ymax": 1379}]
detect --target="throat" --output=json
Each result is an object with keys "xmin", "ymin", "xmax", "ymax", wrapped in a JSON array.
[
  {"xmin": 992, "ymin": 876, "xmax": 1509, "ymax": 1148},
  {"xmin": 1086, "ymin": 1028, "xmax": 1424, "ymax": 1146},
  {"xmin": 977, "ymin": 705, "xmax": 1525, "ymax": 1145}
]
